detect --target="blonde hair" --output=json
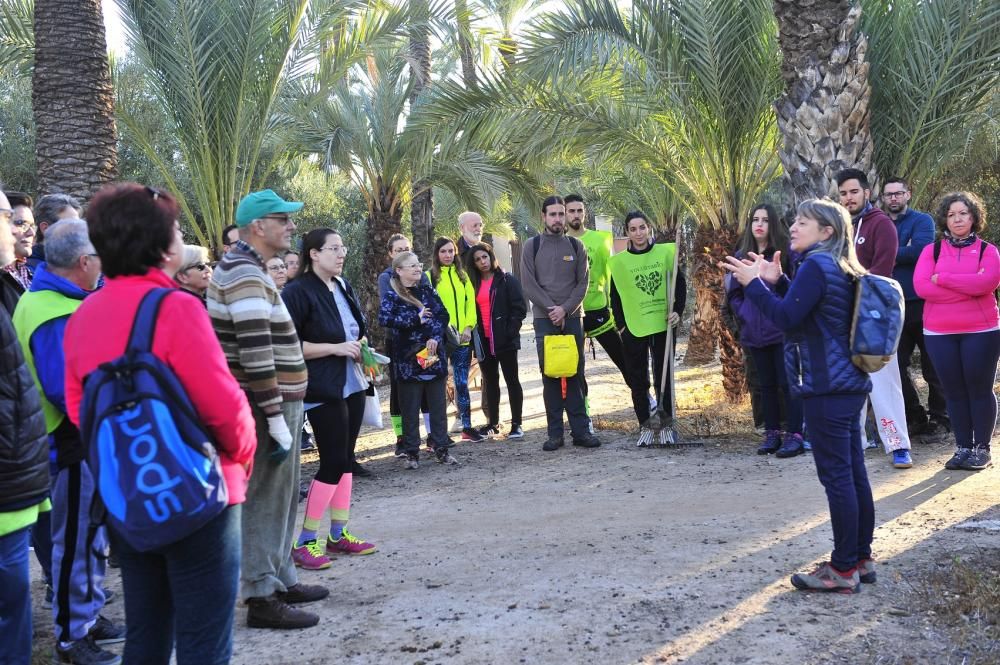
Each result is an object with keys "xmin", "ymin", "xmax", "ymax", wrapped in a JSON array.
[
  {"xmin": 390, "ymin": 252, "xmax": 426, "ymax": 309},
  {"xmin": 179, "ymin": 244, "xmax": 210, "ymax": 272},
  {"xmin": 796, "ymin": 199, "xmax": 866, "ymax": 278}
]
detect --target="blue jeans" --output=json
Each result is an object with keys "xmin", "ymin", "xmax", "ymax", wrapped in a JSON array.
[
  {"xmin": 450, "ymin": 345, "xmax": 473, "ymax": 429},
  {"xmin": 748, "ymin": 344, "xmax": 803, "ymax": 434},
  {"xmin": 924, "ymin": 330, "xmax": 1000, "ymax": 450},
  {"xmin": 0, "ymin": 526, "xmax": 32, "ymax": 665},
  {"xmin": 112, "ymin": 505, "xmax": 242, "ymax": 665},
  {"xmin": 803, "ymin": 393, "xmax": 875, "ymax": 571},
  {"xmin": 532, "ymin": 317, "xmax": 589, "ymax": 439}
]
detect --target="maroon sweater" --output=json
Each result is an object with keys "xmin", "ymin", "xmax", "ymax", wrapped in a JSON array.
[{"xmin": 853, "ymin": 205, "xmax": 898, "ymax": 277}]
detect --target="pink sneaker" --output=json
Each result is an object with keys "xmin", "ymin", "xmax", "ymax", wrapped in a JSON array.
[
  {"xmin": 327, "ymin": 529, "xmax": 377, "ymax": 555},
  {"xmin": 291, "ymin": 540, "xmax": 332, "ymax": 570}
]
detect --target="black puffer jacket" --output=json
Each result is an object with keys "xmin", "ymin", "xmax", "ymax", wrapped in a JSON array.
[
  {"xmin": 0, "ymin": 302, "xmax": 49, "ymax": 512},
  {"xmin": 473, "ymin": 270, "xmax": 527, "ymax": 356}
]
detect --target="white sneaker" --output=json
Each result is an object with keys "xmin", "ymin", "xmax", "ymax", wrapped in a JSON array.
[
  {"xmin": 636, "ymin": 427, "xmax": 654, "ymax": 447},
  {"xmin": 588, "ymin": 419, "xmax": 596, "ymax": 434},
  {"xmin": 449, "ymin": 416, "xmax": 463, "ymax": 434}
]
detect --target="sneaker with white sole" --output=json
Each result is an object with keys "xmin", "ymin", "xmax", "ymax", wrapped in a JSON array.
[
  {"xmin": 435, "ymin": 449, "xmax": 460, "ymax": 465},
  {"xmin": 892, "ymin": 449, "xmax": 913, "ymax": 469},
  {"xmin": 507, "ymin": 424, "xmax": 524, "ymax": 439},
  {"xmin": 790, "ymin": 561, "xmax": 861, "ymax": 594},
  {"xmin": 55, "ymin": 636, "xmax": 121, "ymax": 665},
  {"xmin": 291, "ymin": 540, "xmax": 332, "ymax": 570},
  {"xmin": 87, "ymin": 615, "xmax": 125, "ymax": 646},
  {"xmin": 404, "ymin": 453, "xmax": 419, "ymax": 470}
]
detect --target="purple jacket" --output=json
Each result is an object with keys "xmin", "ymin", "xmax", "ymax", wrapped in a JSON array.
[{"xmin": 725, "ymin": 249, "xmax": 784, "ymax": 348}]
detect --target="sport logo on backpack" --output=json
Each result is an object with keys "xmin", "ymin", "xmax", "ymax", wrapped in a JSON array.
[
  {"xmin": 81, "ymin": 289, "xmax": 227, "ymax": 552},
  {"xmin": 849, "ymin": 274, "xmax": 905, "ymax": 373}
]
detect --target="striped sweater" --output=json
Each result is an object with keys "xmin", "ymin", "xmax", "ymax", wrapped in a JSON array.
[{"xmin": 207, "ymin": 240, "xmax": 307, "ymax": 415}]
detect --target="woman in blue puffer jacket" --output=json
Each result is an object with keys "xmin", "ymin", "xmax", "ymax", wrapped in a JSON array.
[
  {"xmin": 379, "ymin": 251, "xmax": 457, "ymax": 469},
  {"xmin": 723, "ymin": 198, "xmax": 874, "ymax": 596},
  {"xmin": 726, "ymin": 203, "xmax": 804, "ymax": 457}
]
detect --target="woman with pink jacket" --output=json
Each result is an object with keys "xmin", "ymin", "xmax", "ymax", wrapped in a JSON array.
[{"xmin": 913, "ymin": 191, "xmax": 999, "ymax": 472}]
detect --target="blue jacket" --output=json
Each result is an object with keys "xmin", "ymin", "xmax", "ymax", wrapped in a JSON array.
[
  {"xmin": 744, "ymin": 250, "xmax": 871, "ymax": 399},
  {"xmin": 892, "ymin": 207, "xmax": 935, "ymax": 301},
  {"xmin": 378, "ymin": 281, "xmax": 450, "ymax": 382},
  {"xmin": 725, "ymin": 249, "xmax": 784, "ymax": 348}
]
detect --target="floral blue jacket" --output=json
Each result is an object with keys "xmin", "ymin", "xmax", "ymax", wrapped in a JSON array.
[{"xmin": 379, "ymin": 282, "xmax": 450, "ymax": 381}]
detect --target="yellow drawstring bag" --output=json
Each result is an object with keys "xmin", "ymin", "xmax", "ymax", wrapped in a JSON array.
[{"xmin": 543, "ymin": 334, "xmax": 578, "ymax": 378}]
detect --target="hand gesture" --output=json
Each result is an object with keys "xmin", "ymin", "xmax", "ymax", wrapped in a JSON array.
[
  {"xmin": 719, "ymin": 255, "xmax": 760, "ymax": 287},
  {"xmin": 749, "ymin": 251, "xmax": 783, "ymax": 284},
  {"xmin": 426, "ymin": 338, "xmax": 439, "ymax": 355}
]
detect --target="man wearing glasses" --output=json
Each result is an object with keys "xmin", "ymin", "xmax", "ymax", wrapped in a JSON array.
[
  {"xmin": 885, "ymin": 176, "xmax": 950, "ymax": 440},
  {"xmin": 3, "ymin": 192, "xmax": 34, "ymax": 290},
  {"xmin": 208, "ymin": 189, "xmax": 328, "ymax": 630}
]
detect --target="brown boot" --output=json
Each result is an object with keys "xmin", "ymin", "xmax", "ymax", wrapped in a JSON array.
[
  {"xmin": 246, "ymin": 596, "xmax": 319, "ymax": 629},
  {"xmin": 276, "ymin": 583, "xmax": 329, "ymax": 604}
]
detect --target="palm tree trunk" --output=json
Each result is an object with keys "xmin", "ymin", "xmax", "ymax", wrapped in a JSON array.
[
  {"xmin": 773, "ymin": 0, "xmax": 875, "ymax": 208},
  {"xmin": 409, "ymin": 0, "xmax": 434, "ymax": 263},
  {"xmin": 361, "ymin": 203, "xmax": 404, "ymax": 349},
  {"xmin": 455, "ymin": 0, "xmax": 477, "ymax": 90},
  {"xmin": 32, "ymin": 0, "xmax": 117, "ymax": 202},
  {"xmin": 685, "ymin": 225, "xmax": 741, "ymax": 374}
]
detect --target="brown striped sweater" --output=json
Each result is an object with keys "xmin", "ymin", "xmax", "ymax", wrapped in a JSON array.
[{"xmin": 207, "ymin": 240, "xmax": 307, "ymax": 415}]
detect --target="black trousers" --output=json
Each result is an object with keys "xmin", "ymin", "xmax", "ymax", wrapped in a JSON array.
[
  {"xmin": 581, "ymin": 307, "xmax": 628, "ymax": 397},
  {"xmin": 897, "ymin": 299, "xmax": 947, "ymax": 423},
  {"xmin": 620, "ymin": 328, "xmax": 676, "ymax": 424},
  {"xmin": 307, "ymin": 392, "xmax": 366, "ymax": 484},
  {"xmin": 479, "ymin": 348, "xmax": 523, "ymax": 427}
]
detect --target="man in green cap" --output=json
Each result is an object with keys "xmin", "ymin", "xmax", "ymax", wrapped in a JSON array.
[{"xmin": 208, "ymin": 190, "xmax": 326, "ymax": 630}]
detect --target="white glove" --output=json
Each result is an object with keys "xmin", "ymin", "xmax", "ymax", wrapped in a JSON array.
[{"xmin": 267, "ymin": 414, "xmax": 293, "ymax": 452}]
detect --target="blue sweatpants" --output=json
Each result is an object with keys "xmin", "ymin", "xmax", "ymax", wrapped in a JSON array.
[
  {"xmin": 0, "ymin": 526, "xmax": 32, "ymax": 665},
  {"xmin": 51, "ymin": 460, "xmax": 107, "ymax": 644},
  {"xmin": 803, "ymin": 392, "xmax": 875, "ymax": 571},
  {"xmin": 924, "ymin": 330, "xmax": 1000, "ymax": 450}
]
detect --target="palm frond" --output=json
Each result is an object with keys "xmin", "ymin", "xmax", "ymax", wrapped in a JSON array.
[{"xmin": 0, "ymin": 0, "xmax": 34, "ymax": 78}]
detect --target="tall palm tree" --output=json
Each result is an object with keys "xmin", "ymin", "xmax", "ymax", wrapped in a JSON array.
[
  {"xmin": 772, "ymin": 0, "xmax": 874, "ymax": 205},
  {"xmin": 416, "ymin": 0, "xmax": 782, "ymax": 381},
  {"xmin": 287, "ymin": 44, "xmax": 537, "ymax": 343},
  {"xmin": 114, "ymin": 0, "xmax": 398, "ymax": 251},
  {"xmin": 409, "ymin": 0, "xmax": 434, "ymax": 262},
  {"xmin": 33, "ymin": 0, "xmax": 117, "ymax": 201}
]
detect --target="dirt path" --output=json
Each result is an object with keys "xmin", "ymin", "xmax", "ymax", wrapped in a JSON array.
[{"xmin": 31, "ymin": 340, "xmax": 999, "ymax": 664}]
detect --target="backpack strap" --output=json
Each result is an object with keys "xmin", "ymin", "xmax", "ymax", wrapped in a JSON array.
[
  {"xmin": 125, "ymin": 288, "xmax": 172, "ymax": 354},
  {"xmin": 933, "ymin": 239, "xmax": 941, "ymax": 264}
]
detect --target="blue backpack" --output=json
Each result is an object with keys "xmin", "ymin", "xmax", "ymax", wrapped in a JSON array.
[
  {"xmin": 849, "ymin": 274, "xmax": 905, "ymax": 373},
  {"xmin": 81, "ymin": 288, "xmax": 228, "ymax": 552}
]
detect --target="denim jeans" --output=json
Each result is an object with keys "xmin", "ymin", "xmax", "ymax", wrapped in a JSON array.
[
  {"xmin": 803, "ymin": 393, "xmax": 875, "ymax": 571},
  {"xmin": 112, "ymin": 505, "xmax": 242, "ymax": 665},
  {"xmin": 532, "ymin": 317, "xmax": 589, "ymax": 439},
  {"xmin": 450, "ymin": 345, "xmax": 473, "ymax": 429},
  {"xmin": 0, "ymin": 526, "xmax": 32, "ymax": 665}
]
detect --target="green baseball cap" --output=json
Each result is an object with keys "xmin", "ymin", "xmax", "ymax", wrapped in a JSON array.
[{"xmin": 235, "ymin": 189, "xmax": 304, "ymax": 227}]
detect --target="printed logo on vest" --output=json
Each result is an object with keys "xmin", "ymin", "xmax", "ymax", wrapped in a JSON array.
[{"xmin": 634, "ymin": 270, "xmax": 662, "ymax": 296}]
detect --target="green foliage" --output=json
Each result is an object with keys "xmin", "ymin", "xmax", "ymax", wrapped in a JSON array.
[
  {"xmin": 0, "ymin": 73, "xmax": 35, "ymax": 192},
  {"xmin": 0, "ymin": 0, "xmax": 32, "ymax": 79},
  {"xmin": 864, "ymin": 0, "xmax": 1000, "ymax": 201}
]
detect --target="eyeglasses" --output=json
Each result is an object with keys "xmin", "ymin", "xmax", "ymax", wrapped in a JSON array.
[
  {"xmin": 12, "ymin": 218, "xmax": 34, "ymax": 229},
  {"xmin": 319, "ymin": 245, "xmax": 347, "ymax": 255},
  {"xmin": 401, "ymin": 262, "xmax": 423, "ymax": 270},
  {"xmin": 261, "ymin": 214, "xmax": 292, "ymax": 225},
  {"xmin": 883, "ymin": 191, "xmax": 908, "ymax": 199}
]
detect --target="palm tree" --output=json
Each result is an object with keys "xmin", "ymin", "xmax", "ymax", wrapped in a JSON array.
[
  {"xmin": 409, "ymin": 0, "xmax": 434, "ymax": 262},
  {"xmin": 287, "ymin": 44, "xmax": 537, "ymax": 344},
  {"xmin": 863, "ymin": 0, "xmax": 1000, "ymax": 203},
  {"xmin": 771, "ymin": 0, "xmax": 874, "ymax": 205},
  {"xmin": 114, "ymin": 0, "xmax": 398, "ymax": 251},
  {"xmin": 32, "ymin": 0, "xmax": 117, "ymax": 201},
  {"xmin": 416, "ymin": 0, "xmax": 782, "ymax": 383}
]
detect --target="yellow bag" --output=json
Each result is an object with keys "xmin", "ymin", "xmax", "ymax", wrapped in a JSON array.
[{"xmin": 543, "ymin": 334, "xmax": 578, "ymax": 378}]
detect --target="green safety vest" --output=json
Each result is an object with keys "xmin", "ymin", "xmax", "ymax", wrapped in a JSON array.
[
  {"xmin": 609, "ymin": 243, "xmax": 676, "ymax": 337},
  {"xmin": 12, "ymin": 289, "xmax": 82, "ymax": 433},
  {"xmin": 579, "ymin": 230, "xmax": 614, "ymax": 312}
]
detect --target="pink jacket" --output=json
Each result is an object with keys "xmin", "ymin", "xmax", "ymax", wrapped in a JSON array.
[
  {"xmin": 913, "ymin": 239, "xmax": 1000, "ymax": 334},
  {"xmin": 64, "ymin": 270, "xmax": 257, "ymax": 504}
]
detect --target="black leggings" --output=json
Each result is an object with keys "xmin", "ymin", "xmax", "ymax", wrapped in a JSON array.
[
  {"xmin": 479, "ymin": 349, "xmax": 523, "ymax": 427},
  {"xmin": 307, "ymin": 392, "xmax": 366, "ymax": 484}
]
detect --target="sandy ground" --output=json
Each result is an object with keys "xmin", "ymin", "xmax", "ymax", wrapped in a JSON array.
[{"xmin": 29, "ymin": 336, "xmax": 999, "ymax": 665}]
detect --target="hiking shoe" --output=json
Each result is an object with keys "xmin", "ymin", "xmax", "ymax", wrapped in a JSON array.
[
  {"xmin": 350, "ymin": 460, "xmax": 371, "ymax": 477},
  {"xmin": 892, "ymin": 449, "xmax": 913, "ymax": 469},
  {"xmin": 43, "ymin": 583, "xmax": 53, "ymax": 609},
  {"xmin": 277, "ymin": 583, "xmax": 329, "ymax": 605},
  {"xmin": 573, "ymin": 434, "xmax": 602, "ymax": 448},
  {"xmin": 775, "ymin": 432, "xmax": 804, "ymax": 458},
  {"xmin": 327, "ymin": 529, "xmax": 377, "ymax": 555},
  {"xmin": 507, "ymin": 424, "xmax": 524, "ymax": 439},
  {"xmin": 394, "ymin": 437, "xmax": 406, "ymax": 459},
  {"xmin": 291, "ymin": 540, "xmax": 332, "ymax": 570},
  {"xmin": 542, "ymin": 436, "xmax": 564, "ymax": 451},
  {"xmin": 461, "ymin": 427, "xmax": 484, "ymax": 442},
  {"xmin": 404, "ymin": 453, "xmax": 420, "ymax": 470},
  {"xmin": 960, "ymin": 448, "xmax": 992, "ymax": 471},
  {"xmin": 790, "ymin": 562, "xmax": 861, "ymax": 594},
  {"xmin": 435, "ymin": 448, "xmax": 460, "ymax": 465},
  {"xmin": 477, "ymin": 424, "xmax": 501, "ymax": 439},
  {"xmin": 55, "ymin": 636, "xmax": 121, "ymax": 665},
  {"xmin": 858, "ymin": 558, "xmax": 877, "ymax": 584},
  {"xmin": 636, "ymin": 427, "xmax": 654, "ymax": 447},
  {"xmin": 945, "ymin": 448, "xmax": 972, "ymax": 470},
  {"xmin": 88, "ymin": 615, "xmax": 125, "ymax": 645},
  {"xmin": 757, "ymin": 430, "xmax": 782, "ymax": 455},
  {"xmin": 246, "ymin": 596, "xmax": 319, "ymax": 629}
]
